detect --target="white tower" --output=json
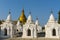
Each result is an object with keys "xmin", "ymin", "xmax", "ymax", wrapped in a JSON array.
[
  {"xmin": 22, "ymin": 12, "xmax": 37, "ymax": 38},
  {"xmin": 45, "ymin": 11, "xmax": 59, "ymax": 38},
  {"xmin": 0, "ymin": 11, "xmax": 15, "ymax": 38}
]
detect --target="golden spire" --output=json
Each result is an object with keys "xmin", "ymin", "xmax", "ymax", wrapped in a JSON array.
[{"xmin": 19, "ymin": 9, "xmax": 27, "ymax": 24}]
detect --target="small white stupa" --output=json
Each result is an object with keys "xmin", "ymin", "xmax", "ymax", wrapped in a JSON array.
[{"xmin": 6, "ymin": 11, "xmax": 11, "ymax": 22}]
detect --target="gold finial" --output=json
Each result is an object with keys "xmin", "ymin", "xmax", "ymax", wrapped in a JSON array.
[{"xmin": 19, "ymin": 9, "xmax": 27, "ymax": 24}]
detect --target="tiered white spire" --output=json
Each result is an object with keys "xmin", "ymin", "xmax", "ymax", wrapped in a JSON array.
[
  {"xmin": 6, "ymin": 11, "xmax": 11, "ymax": 22},
  {"xmin": 27, "ymin": 12, "xmax": 33, "ymax": 23},
  {"xmin": 35, "ymin": 18, "xmax": 40, "ymax": 25},
  {"xmin": 17, "ymin": 20, "xmax": 20, "ymax": 26},
  {"xmin": 48, "ymin": 13, "xmax": 55, "ymax": 23}
]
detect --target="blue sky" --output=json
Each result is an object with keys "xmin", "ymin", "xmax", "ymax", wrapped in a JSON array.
[{"xmin": 0, "ymin": 0, "xmax": 60, "ymax": 26}]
